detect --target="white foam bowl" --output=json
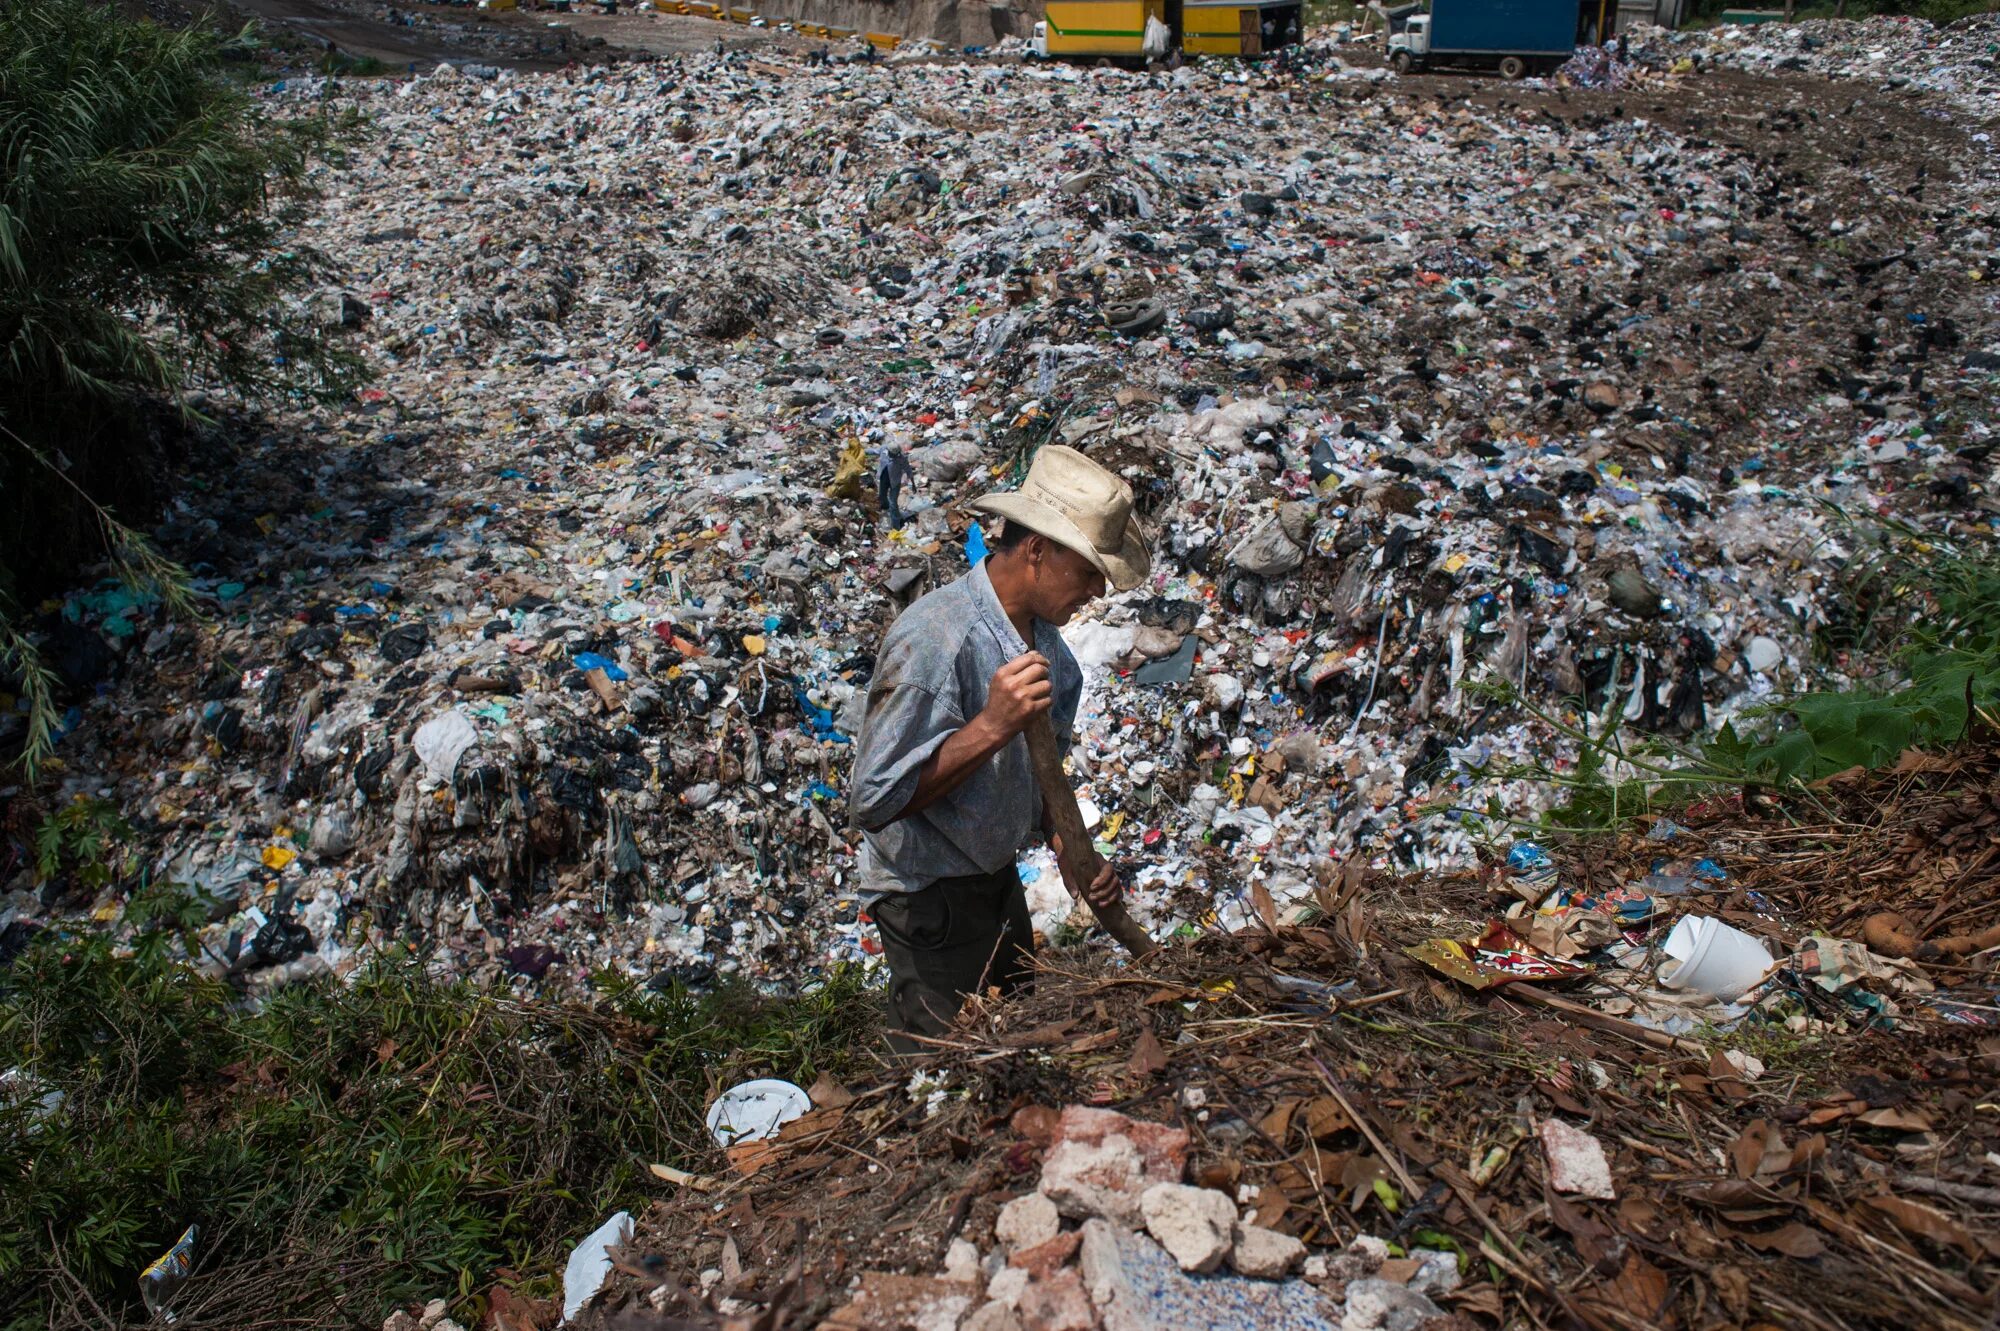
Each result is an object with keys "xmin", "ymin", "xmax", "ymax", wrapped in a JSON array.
[{"xmin": 1659, "ymin": 914, "xmax": 1774, "ymax": 1004}]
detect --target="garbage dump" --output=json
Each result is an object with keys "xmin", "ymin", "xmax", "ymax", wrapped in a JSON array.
[
  {"xmin": 5, "ymin": 10, "xmax": 2000, "ymax": 1330},
  {"xmin": 4, "ymin": 25, "xmax": 1998, "ymax": 1013}
]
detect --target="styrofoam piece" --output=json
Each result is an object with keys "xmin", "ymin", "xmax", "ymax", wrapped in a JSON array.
[
  {"xmin": 1659, "ymin": 915, "xmax": 1773, "ymax": 1003},
  {"xmin": 706, "ymin": 1078, "xmax": 811, "ymax": 1148}
]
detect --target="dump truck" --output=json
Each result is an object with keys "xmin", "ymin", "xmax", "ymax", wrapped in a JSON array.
[
  {"xmin": 1031, "ymin": 0, "xmax": 1303, "ymax": 60},
  {"xmin": 1385, "ymin": 0, "xmax": 1578, "ymax": 78}
]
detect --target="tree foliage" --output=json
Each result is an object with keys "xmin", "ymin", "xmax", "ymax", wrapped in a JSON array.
[
  {"xmin": 0, "ymin": 0, "xmax": 362, "ymax": 772},
  {"xmin": 0, "ymin": 0, "xmax": 357, "ymax": 418}
]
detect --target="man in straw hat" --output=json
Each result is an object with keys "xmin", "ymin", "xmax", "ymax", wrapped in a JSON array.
[{"xmin": 849, "ymin": 446, "xmax": 1151, "ymax": 1047}]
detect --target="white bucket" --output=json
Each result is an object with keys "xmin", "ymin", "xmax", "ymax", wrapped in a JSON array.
[{"xmin": 1659, "ymin": 915, "xmax": 1773, "ymax": 1003}]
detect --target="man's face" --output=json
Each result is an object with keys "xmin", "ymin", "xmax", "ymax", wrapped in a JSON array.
[{"xmin": 1028, "ymin": 536, "xmax": 1108, "ymax": 626}]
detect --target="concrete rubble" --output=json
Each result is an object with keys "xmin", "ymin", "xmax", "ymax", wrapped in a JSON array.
[
  {"xmin": 1041, "ymin": 1106, "xmax": 1192, "ymax": 1227},
  {"xmin": 822, "ymin": 1106, "xmax": 1446, "ymax": 1331},
  {"xmin": 1138, "ymin": 1182, "xmax": 1235, "ymax": 1273}
]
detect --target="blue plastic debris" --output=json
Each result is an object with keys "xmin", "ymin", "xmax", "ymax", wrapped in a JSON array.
[
  {"xmin": 792, "ymin": 688, "xmax": 850, "ymax": 743},
  {"xmin": 1505, "ymin": 842, "xmax": 1559, "ymax": 893},
  {"xmin": 572, "ymin": 653, "xmax": 628, "ymax": 681}
]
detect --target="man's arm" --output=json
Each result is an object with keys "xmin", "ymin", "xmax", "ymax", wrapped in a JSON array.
[
  {"xmin": 877, "ymin": 711, "xmax": 1015, "ymax": 829},
  {"xmin": 853, "ymin": 652, "xmax": 1054, "ymax": 832}
]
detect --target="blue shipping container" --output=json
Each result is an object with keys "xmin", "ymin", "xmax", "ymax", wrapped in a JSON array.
[{"xmin": 1429, "ymin": 0, "xmax": 1576, "ymax": 54}]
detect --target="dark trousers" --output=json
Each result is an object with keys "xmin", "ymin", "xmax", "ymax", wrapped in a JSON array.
[
  {"xmin": 877, "ymin": 470, "xmax": 905, "ymax": 528},
  {"xmin": 870, "ymin": 865, "xmax": 1034, "ymax": 1053}
]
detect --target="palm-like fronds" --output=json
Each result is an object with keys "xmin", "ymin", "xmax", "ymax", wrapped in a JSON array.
[
  {"xmin": 0, "ymin": 0, "xmax": 366, "ymax": 777},
  {"xmin": 0, "ymin": 0, "xmax": 360, "ymax": 413}
]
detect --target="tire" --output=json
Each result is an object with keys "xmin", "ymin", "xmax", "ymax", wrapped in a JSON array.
[
  {"xmin": 1102, "ymin": 298, "xmax": 1167, "ymax": 338},
  {"xmin": 1390, "ymin": 49, "xmax": 1411, "ymax": 74},
  {"xmin": 1498, "ymin": 54, "xmax": 1526, "ymax": 79}
]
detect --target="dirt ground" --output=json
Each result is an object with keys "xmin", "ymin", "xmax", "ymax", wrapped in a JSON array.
[{"xmin": 194, "ymin": 0, "xmax": 809, "ymax": 71}]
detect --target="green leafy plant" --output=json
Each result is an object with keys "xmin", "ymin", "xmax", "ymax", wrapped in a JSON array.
[
  {"xmin": 1439, "ymin": 677, "xmax": 1735, "ymax": 837},
  {"xmin": 0, "ymin": 0, "xmax": 366, "ymax": 777},
  {"xmin": 1451, "ymin": 524, "xmax": 2000, "ymax": 835},
  {"xmin": 0, "ymin": 0, "xmax": 360, "ymax": 421},
  {"xmin": 33, "ymin": 797, "xmax": 135, "ymax": 894},
  {"xmin": 1711, "ymin": 529, "xmax": 2000, "ymax": 783}
]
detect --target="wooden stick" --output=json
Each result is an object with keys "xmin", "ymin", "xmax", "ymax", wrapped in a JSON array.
[
  {"xmin": 1916, "ymin": 842, "xmax": 1998, "ymax": 934},
  {"xmin": 1311, "ymin": 1054, "xmax": 1631, "ymax": 1331},
  {"xmin": 1850, "ymin": 1155, "xmax": 2000, "ymax": 1208},
  {"xmin": 1022, "ymin": 715, "xmax": 1156, "ymax": 959},
  {"xmin": 1431, "ymin": 1163, "xmax": 1635, "ymax": 1331},
  {"xmin": 1311, "ymin": 1069, "xmax": 1421, "ymax": 1202},
  {"xmin": 1502, "ymin": 982, "xmax": 1705, "ymax": 1055}
]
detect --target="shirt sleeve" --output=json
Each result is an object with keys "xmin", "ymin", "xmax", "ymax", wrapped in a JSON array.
[
  {"xmin": 848, "ymin": 681, "xmax": 967, "ymax": 831},
  {"xmin": 1048, "ymin": 636, "xmax": 1083, "ymax": 745}
]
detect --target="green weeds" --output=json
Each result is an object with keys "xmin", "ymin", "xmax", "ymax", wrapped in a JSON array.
[
  {"xmin": 1710, "ymin": 524, "xmax": 2000, "ymax": 783},
  {"xmin": 0, "ymin": 924, "xmax": 880, "ymax": 1331},
  {"xmin": 1447, "ymin": 523, "xmax": 2000, "ymax": 841},
  {"xmin": 1692, "ymin": 1018, "xmax": 1837, "ymax": 1086},
  {"xmin": 33, "ymin": 797, "xmax": 136, "ymax": 895}
]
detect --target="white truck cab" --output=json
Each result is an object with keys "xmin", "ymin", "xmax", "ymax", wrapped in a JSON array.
[
  {"xmin": 1387, "ymin": 14, "xmax": 1430, "ymax": 70},
  {"xmin": 1031, "ymin": 20, "xmax": 1048, "ymax": 55}
]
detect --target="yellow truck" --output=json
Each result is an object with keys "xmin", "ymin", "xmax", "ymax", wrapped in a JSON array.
[
  {"xmin": 1033, "ymin": 0, "xmax": 1302, "ymax": 58},
  {"xmin": 1180, "ymin": 0, "xmax": 1301, "ymax": 55}
]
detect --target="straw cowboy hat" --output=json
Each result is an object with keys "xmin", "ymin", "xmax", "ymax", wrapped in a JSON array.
[{"xmin": 970, "ymin": 446, "xmax": 1151, "ymax": 592}]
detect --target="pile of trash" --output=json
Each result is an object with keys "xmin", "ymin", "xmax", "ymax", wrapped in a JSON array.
[
  {"xmin": 6, "ymin": 29, "xmax": 2000, "ymax": 998},
  {"xmin": 1407, "ymin": 750, "xmax": 2000, "ymax": 1039},
  {"xmin": 535, "ymin": 739, "xmax": 1999, "ymax": 1330},
  {"xmin": 1553, "ymin": 43, "xmax": 1638, "ymax": 90},
  {"xmin": 1628, "ymin": 12, "xmax": 2000, "ymax": 121}
]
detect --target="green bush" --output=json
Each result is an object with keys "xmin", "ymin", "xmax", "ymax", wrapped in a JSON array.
[
  {"xmin": 1709, "ymin": 536, "xmax": 2000, "ymax": 782},
  {"xmin": 1451, "ymin": 530, "xmax": 2000, "ymax": 838},
  {"xmin": 0, "ymin": 929, "xmax": 880, "ymax": 1331},
  {"xmin": 0, "ymin": 0, "xmax": 364, "ymax": 771},
  {"xmin": 0, "ymin": 1, "xmax": 357, "ymax": 417}
]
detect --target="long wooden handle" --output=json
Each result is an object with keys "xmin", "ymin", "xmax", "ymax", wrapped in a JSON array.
[{"xmin": 1022, "ymin": 715, "xmax": 1156, "ymax": 959}]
